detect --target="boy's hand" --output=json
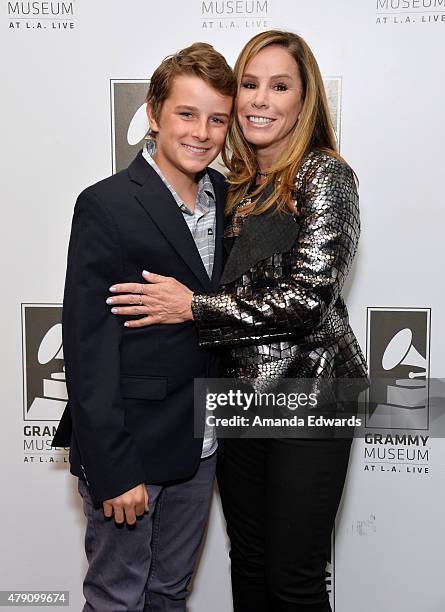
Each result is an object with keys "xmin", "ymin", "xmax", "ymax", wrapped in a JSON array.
[{"xmin": 102, "ymin": 483, "xmax": 149, "ymax": 525}]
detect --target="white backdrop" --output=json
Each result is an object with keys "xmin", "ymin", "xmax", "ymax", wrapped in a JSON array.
[{"xmin": 1, "ymin": 1, "xmax": 444, "ymax": 610}]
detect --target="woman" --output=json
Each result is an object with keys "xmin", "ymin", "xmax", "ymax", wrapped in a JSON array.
[{"xmin": 109, "ymin": 30, "xmax": 367, "ymax": 611}]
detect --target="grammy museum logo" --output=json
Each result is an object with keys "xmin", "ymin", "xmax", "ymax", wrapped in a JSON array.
[
  {"xmin": 200, "ymin": 0, "xmax": 270, "ymax": 30},
  {"xmin": 111, "ymin": 80, "xmax": 149, "ymax": 174},
  {"xmin": 21, "ymin": 304, "xmax": 68, "ymax": 463},
  {"xmin": 7, "ymin": 1, "xmax": 76, "ymax": 31},
  {"xmin": 364, "ymin": 307, "xmax": 431, "ymax": 477},
  {"xmin": 366, "ymin": 307, "xmax": 430, "ymax": 430},
  {"xmin": 375, "ymin": 0, "xmax": 445, "ymax": 24},
  {"xmin": 110, "ymin": 77, "xmax": 342, "ymax": 174}
]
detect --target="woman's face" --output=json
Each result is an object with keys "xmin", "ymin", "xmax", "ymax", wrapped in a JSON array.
[{"xmin": 237, "ymin": 44, "xmax": 304, "ymax": 164}]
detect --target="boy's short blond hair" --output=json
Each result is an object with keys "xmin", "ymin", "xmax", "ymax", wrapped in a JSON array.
[{"xmin": 146, "ymin": 42, "xmax": 236, "ymax": 131}]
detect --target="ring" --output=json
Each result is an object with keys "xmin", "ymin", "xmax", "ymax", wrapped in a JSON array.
[
  {"xmin": 139, "ymin": 296, "xmax": 143, "ymax": 306},
  {"xmin": 139, "ymin": 283, "xmax": 144, "ymax": 294}
]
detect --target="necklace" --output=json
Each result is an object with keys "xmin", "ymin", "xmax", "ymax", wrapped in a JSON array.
[{"xmin": 256, "ymin": 170, "xmax": 268, "ymax": 178}]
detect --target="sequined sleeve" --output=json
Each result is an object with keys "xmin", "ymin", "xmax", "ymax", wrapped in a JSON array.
[{"xmin": 191, "ymin": 156, "xmax": 360, "ymax": 347}]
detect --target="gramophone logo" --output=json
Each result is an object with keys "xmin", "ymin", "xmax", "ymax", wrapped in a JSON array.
[
  {"xmin": 366, "ymin": 307, "xmax": 430, "ymax": 430},
  {"xmin": 22, "ymin": 304, "xmax": 67, "ymax": 422},
  {"xmin": 111, "ymin": 80, "xmax": 149, "ymax": 173}
]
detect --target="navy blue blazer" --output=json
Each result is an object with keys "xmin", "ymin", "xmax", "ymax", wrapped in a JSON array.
[{"xmin": 52, "ymin": 152, "xmax": 226, "ymax": 503}]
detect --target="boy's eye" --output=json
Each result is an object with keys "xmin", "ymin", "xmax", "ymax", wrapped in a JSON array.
[
  {"xmin": 179, "ymin": 112, "xmax": 193, "ymax": 118},
  {"xmin": 211, "ymin": 117, "xmax": 225, "ymax": 125}
]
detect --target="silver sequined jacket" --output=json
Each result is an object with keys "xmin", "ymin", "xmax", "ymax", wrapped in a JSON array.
[{"xmin": 191, "ymin": 151, "xmax": 368, "ymax": 383}]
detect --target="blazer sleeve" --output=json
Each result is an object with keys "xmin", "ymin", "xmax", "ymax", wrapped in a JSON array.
[
  {"xmin": 191, "ymin": 157, "xmax": 360, "ymax": 347},
  {"xmin": 63, "ymin": 189, "xmax": 146, "ymax": 502}
]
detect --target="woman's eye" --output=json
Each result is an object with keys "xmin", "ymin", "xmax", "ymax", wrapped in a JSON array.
[
  {"xmin": 241, "ymin": 82, "xmax": 256, "ymax": 89},
  {"xmin": 274, "ymin": 83, "xmax": 288, "ymax": 91},
  {"xmin": 179, "ymin": 112, "xmax": 193, "ymax": 118},
  {"xmin": 211, "ymin": 117, "xmax": 225, "ymax": 124}
]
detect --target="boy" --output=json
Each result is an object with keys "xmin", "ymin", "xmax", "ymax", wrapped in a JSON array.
[{"xmin": 52, "ymin": 43, "xmax": 235, "ymax": 611}]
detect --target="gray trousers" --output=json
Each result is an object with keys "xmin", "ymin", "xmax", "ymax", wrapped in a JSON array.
[{"xmin": 78, "ymin": 453, "xmax": 216, "ymax": 612}]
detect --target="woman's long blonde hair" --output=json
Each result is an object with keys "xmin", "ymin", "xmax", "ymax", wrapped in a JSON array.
[{"xmin": 222, "ymin": 30, "xmax": 342, "ymax": 216}]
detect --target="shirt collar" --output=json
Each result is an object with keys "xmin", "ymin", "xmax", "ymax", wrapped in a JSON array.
[{"xmin": 142, "ymin": 140, "xmax": 216, "ymax": 207}]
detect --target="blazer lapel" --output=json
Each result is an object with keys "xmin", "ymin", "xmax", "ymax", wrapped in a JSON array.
[
  {"xmin": 209, "ymin": 175, "xmax": 226, "ymax": 292},
  {"xmin": 220, "ymin": 207, "xmax": 300, "ymax": 285},
  {"xmin": 128, "ymin": 153, "xmax": 212, "ymax": 292}
]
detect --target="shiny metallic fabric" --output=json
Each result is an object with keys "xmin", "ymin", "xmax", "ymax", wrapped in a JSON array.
[{"xmin": 192, "ymin": 151, "xmax": 368, "ymax": 385}]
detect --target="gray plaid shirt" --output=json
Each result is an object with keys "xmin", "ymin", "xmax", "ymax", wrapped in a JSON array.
[
  {"xmin": 142, "ymin": 140, "xmax": 217, "ymax": 458},
  {"xmin": 142, "ymin": 140, "xmax": 216, "ymax": 279}
]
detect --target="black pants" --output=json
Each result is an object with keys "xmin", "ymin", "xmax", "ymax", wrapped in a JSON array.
[{"xmin": 217, "ymin": 438, "xmax": 352, "ymax": 612}]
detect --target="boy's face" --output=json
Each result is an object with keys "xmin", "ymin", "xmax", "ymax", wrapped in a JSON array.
[{"xmin": 147, "ymin": 75, "xmax": 233, "ymax": 182}]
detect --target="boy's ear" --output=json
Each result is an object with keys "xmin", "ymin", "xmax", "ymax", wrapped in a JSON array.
[{"xmin": 146, "ymin": 103, "xmax": 160, "ymax": 134}]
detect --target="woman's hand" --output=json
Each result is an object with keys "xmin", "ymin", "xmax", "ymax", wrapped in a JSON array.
[{"xmin": 107, "ymin": 270, "xmax": 194, "ymax": 328}]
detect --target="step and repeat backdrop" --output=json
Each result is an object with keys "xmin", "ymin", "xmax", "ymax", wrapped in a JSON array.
[{"xmin": 1, "ymin": 1, "xmax": 444, "ymax": 610}]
